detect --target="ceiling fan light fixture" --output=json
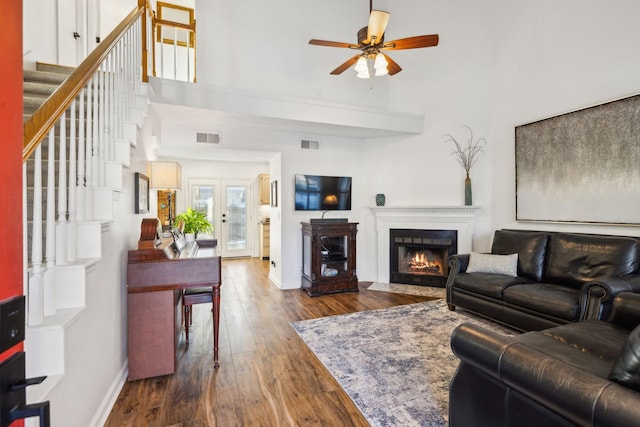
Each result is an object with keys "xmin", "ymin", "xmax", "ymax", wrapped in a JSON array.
[
  {"xmin": 355, "ymin": 56, "xmax": 371, "ymax": 78},
  {"xmin": 374, "ymin": 53, "xmax": 388, "ymax": 76},
  {"xmin": 355, "ymin": 56, "xmax": 368, "ymax": 72}
]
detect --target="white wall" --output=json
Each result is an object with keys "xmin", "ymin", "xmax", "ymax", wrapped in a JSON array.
[
  {"xmin": 487, "ymin": 0, "xmax": 640, "ymax": 241},
  {"xmin": 195, "ymin": 0, "xmax": 391, "ymax": 108}
]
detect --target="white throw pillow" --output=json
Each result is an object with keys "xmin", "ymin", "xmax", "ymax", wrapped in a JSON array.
[{"xmin": 466, "ymin": 252, "xmax": 518, "ymax": 277}]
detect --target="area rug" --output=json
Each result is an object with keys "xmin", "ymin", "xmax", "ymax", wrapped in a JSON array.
[
  {"xmin": 367, "ymin": 282, "xmax": 446, "ymax": 299},
  {"xmin": 291, "ymin": 299, "xmax": 516, "ymax": 427}
]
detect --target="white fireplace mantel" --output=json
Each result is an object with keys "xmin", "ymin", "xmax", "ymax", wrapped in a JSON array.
[{"xmin": 371, "ymin": 206, "xmax": 480, "ymax": 284}]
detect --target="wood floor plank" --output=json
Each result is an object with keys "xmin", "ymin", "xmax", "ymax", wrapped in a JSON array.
[{"xmin": 104, "ymin": 258, "xmax": 436, "ymax": 426}]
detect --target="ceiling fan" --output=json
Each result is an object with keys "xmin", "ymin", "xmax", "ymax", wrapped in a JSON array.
[{"xmin": 309, "ymin": 0, "xmax": 439, "ymax": 77}]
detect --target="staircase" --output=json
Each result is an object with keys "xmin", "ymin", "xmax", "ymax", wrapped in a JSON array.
[{"xmin": 22, "ymin": 53, "xmax": 149, "ymax": 419}]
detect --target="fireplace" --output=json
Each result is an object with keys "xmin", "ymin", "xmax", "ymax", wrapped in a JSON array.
[{"xmin": 389, "ymin": 229, "xmax": 457, "ymax": 287}]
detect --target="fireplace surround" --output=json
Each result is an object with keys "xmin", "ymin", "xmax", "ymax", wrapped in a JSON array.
[{"xmin": 371, "ymin": 206, "xmax": 479, "ymax": 286}]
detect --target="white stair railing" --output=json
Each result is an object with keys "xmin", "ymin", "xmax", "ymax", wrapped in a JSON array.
[{"xmin": 24, "ymin": 7, "xmax": 145, "ymax": 326}]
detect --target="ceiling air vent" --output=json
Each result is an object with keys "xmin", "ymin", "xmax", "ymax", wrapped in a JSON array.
[
  {"xmin": 196, "ymin": 131, "xmax": 221, "ymax": 145},
  {"xmin": 300, "ymin": 139, "xmax": 319, "ymax": 150}
]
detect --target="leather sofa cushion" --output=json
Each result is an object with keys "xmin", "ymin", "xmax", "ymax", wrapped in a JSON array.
[
  {"xmin": 609, "ymin": 323, "xmax": 640, "ymax": 391},
  {"xmin": 516, "ymin": 321, "xmax": 627, "ymax": 378},
  {"xmin": 466, "ymin": 252, "xmax": 518, "ymax": 276},
  {"xmin": 544, "ymin": 233, "xmax": 640, "ymax": 289},
  {"xmin": 502, "ymin": 283, "xmax": 580, "ymax": 321},
  {"xmin": 491, "ymin": 230, "xmax": 549, "ymax": 282},
  {"xmin": 454, "ymin": 272, "xmax": 532, "ymax": 299}
]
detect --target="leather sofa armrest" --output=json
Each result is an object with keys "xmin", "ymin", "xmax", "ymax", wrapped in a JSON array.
[
  {"xmin": 448, "ymin": 254, "xmax": 470, "ymax": 274},
  {"xmin": 581, "ymin": 275, "xmax": 640, "ymax": 320},
  {"xmin": 608, "ymin": 292, "xmax": 640, "ymax": 329},
  {"xmin": 446, "ymin": 254, "xmax": 470, "ymax": 305},
  {"xmin": 450, "ymin": 323, "xmax": 514, "ymax": 377},
  {"xmin": 500, "ymin": 341, "xmax": 635, "ymax": 426}
]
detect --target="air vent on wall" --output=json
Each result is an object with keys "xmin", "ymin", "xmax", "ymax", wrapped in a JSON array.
[
  {"xmin": 196, "ymin": 131, "xmax": 221, "ymax": 144},
  {"xmin": 300, "ymin": 139, "xmax": 319, "ymax": 150}
]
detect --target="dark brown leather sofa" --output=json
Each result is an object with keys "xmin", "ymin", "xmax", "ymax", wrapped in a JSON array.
[
  {"xmin": 446, "ymin": 229, "xmax": 640, "ymax": 331},
  {"xmin": 449, "ymin": 292, "xmax": 640, "ymax": 427}
]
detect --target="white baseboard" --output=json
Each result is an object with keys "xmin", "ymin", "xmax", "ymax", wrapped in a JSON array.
[
  {"xmin": 268, "ymin": 272, "xmax": 282, "ymax": 289},
  {"xmin": 90, "ymin": 359, "xmax": 128, "ymax": 427}
]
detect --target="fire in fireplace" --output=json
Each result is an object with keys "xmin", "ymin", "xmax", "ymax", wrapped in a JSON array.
[{"xmin": 390, "ymin": 229, "xmax": 457, "ymax": 287}]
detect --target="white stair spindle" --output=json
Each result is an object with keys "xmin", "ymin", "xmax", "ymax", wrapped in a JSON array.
[
  {"xmin": 29, "ymin": 145, "xmax": 44, "ymax": 325},
  {"xmin": 44, "ymin": 129, "xmax": 57, "ymax": 315},
  {"xmin": 67, "ymin": 100, "xmax": 77, "ymax": 262},
  {"xmin": 92, "ymin": 74, "xmax": 100, "ymax": 188},
  {"xmin": 77, "ymin": 88, "xmax": 86, "ymax": 222},
  {"xmin": 56, "ymin": 113, "xmax": 68, "ymax": 266}
]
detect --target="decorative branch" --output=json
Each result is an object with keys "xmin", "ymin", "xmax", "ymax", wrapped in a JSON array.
[{"xmin": 442, "ymin": 125, "xmax": 487, "ymax": 176}]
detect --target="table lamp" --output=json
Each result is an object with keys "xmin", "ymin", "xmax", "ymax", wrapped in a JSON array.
[{"xmin": 150, "ymin": 161, "xmax": 182, "ymax": 229}]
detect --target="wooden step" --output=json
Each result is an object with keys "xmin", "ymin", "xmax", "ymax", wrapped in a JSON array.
[{"xmin": 36, "ymin": 62, "xmax": 75, "ymax": 75}]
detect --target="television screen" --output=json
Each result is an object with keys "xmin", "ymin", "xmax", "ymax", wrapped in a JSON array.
[{"xmin": 295, "ymin": 174, "xmax": 352, "ymax": 211}]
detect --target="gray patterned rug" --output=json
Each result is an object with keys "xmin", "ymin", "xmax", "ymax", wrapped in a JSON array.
[
  {"xmin": 291, "ymin": 299, "xmax": 517, "ymax": 427},
  {"xmin": 367, "ymin": 282, "xmax": 447, "ymax": 299}
]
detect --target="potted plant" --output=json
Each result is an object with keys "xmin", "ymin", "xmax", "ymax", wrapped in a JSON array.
[{"xmin": 175, "ymin": 208, "xmax": 213, "ymax": 242}]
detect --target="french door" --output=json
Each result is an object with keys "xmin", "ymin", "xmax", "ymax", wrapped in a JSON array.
[{"xmin": 188, "ymin": 179, "xmax": 252, "ymax": 258}]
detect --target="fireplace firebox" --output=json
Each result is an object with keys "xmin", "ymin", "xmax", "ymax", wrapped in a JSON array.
[{"xmin": 389, "ymin": 229, "xmax": 457, "ymax": 287}]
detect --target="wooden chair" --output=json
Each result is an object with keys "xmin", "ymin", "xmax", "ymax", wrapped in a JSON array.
[{"xmin": 182, "ymin": 286, "xmax": 213, "ymax": 344}]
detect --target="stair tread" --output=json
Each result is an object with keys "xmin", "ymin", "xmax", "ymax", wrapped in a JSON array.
[
  {"xmin": 36, "ymin": 62, "xmax": 75, "ymax": 75},
  {"xmin": 24, "ymin": 69, "xmax": 69, "ymax": 85}
]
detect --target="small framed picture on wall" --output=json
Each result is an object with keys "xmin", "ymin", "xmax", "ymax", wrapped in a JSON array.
[{"xmin": 134, "ymin": 172, "xmax": 150, "ymax": 214}]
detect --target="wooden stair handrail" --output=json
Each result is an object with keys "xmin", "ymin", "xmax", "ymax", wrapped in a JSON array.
[{"xmin": 23, "ymin": 6, "xmax": 145, "ymax": 162}]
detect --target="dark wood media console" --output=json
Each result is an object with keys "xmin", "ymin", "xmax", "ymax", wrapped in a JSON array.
[{"xmin": 301, "ymin": 221, "xmax": 358, "ymax": 296}]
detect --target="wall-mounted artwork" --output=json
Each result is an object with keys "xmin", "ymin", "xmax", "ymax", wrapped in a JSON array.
[
  {"xmin": 516, "ymin": 94, "xmax": 640, "ymax": 224},
  {"xmin": 134, "ymin": 172, "xmax": 149, "ymax": 214}
]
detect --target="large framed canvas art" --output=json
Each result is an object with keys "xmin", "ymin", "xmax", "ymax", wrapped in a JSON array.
[{"xmin": 515, "ymin": 94, "xmax": 640, "ymax": 224}]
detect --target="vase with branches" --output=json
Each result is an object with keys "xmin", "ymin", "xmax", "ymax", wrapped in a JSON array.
[{"xmin": 442, "ymin": 126, "xmax": 487, "ymax": 205}]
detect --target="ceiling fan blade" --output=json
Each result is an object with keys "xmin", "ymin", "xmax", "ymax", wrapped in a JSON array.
[
  {"xmin": 366, "ymin": 10, "xmax": 390, "ymax": 44},
  {"xmin": 382, "ymin": 34, "xmax": 439, "ymax": 50},
  {"xmin": 330, "ymin": 55, "xmax": 361, "ymax": 75},
  {"xmin": 309, "ymin": 39, "xmax": 358, "ymax": 49},
  {"xmin": 381, "ymin": 53, "xmax": 402, "ymax": 75}
]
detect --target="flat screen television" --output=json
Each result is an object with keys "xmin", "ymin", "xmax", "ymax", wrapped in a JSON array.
[{"xmin": 295, "ymin": 174, "xmax": 352, "ymax": 211}]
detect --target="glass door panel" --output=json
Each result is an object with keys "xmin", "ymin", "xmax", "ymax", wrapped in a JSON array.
[
  {"xmin": 222, "ymin": 181, "xmax": 251, "ymax": 257},
  {"xmin": 190, "ymin": 183, "xmax": 215, "ymax": 238}
]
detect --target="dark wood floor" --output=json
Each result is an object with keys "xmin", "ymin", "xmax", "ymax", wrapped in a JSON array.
[{"xmin": 105, "ymin": 258, "xmax": 435, "ymax": 426}]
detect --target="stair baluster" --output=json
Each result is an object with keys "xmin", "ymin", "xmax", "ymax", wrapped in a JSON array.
[
  {"xmin": 67, "ymin": 100, "xmax": 77, "ymax": 263},
  {"xmin": 29, "ymin": 144, "xmax": 44, "ymax": 325},
  {"xmin": 44, "ymin": 129, "xmax": 56, "ymax": 317}
]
